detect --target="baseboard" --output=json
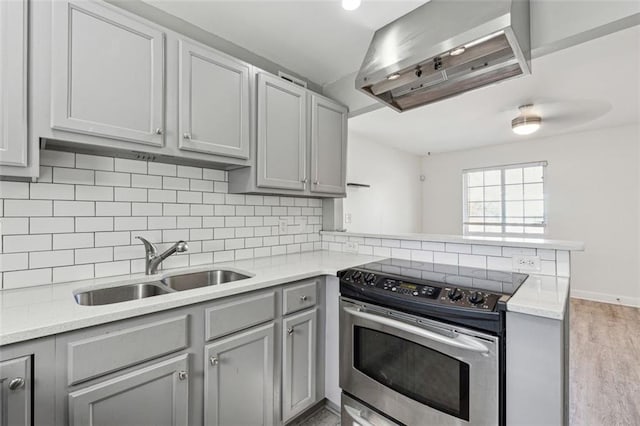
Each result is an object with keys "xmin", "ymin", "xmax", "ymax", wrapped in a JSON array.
[{"xmin": 571, "ymin": 289, "xmax": 640, "ymax": 308}]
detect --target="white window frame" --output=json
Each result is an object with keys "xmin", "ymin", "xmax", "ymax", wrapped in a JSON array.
[{"xmin": 462, "ymin": 161, "xmax": 548, "ymax": 238}]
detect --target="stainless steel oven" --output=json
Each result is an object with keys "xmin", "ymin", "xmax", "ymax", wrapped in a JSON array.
[{"xmin": 340, "ymin": 298, "xmax": 500, "ymax": 425}]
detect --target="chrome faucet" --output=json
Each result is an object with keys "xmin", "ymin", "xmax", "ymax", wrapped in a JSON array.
[{"xmin": 135, "ymin": 236, "xmax": 188, "ymax": 275}]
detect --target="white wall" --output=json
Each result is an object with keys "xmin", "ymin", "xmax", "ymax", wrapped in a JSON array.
[
  {"xmin": 421, "ymin": 124, "xmax": 640, "ymax": 306},
  {"xmin": 344, "ymin": 134, "xmax": 423, "ymax": 234}
]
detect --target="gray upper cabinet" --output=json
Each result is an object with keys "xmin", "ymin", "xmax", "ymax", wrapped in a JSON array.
[
  {"xmin": 0, "ymin": 356, "xmax": 32, "ymax": 426},
  {"xmin": 178, "ymin": 39, "xmax": 251, "ymax": 159},
  {"xmin": 282, "ymin": 308, "xmax": 318, "ymax": 422},
  {"xmin": 310, "ymin": 95, "xmax": 348, "ymax": 195},
  {"xmin": 0, "ymin": 0, "xmax": 28, "ymax": 168},
  {"xmin": 256, "ymin": 72, "xmax": 307, "ymax": 191},
  {"xmin": 51, "ymin": 0, "xmax": 165, "ymax": 147},
  {"xmin": 204, "ymin": 322, "xmax": 275, "ymax": 426},
  {"xmin": 68, "ymin": 354, "xmax": 190, "ymax": 426}
]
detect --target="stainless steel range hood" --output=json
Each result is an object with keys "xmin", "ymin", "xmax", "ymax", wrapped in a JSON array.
[{"xmin": 356, "ymin": 0, "xmax": 530, "ymax": 112}]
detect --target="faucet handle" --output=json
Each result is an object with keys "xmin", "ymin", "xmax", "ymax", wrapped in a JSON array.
[{"xmin": 135, "ymin": 236, "xmax": 157, "ymax": 256}]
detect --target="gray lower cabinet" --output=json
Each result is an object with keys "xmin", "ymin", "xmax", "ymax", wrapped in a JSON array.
[
  {"xmin": 0, "ymin": 0, "xmax": 29, "ymax": 175},
  {"xmin": 282, "ymin": 308, "xmax": 318, "ymax": 422},
  {"xmin": 204, "ymin": 323, "xmax": 275, "ymax": 426},
  {"xmin": 68, "ymin": 354, "xmax": 190, "ymax": 426},
  {"xmin": 0, "ymin": 356, "xmax": 31, "ymax": 426}
]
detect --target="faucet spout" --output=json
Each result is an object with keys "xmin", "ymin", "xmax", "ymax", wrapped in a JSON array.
[{"xmin": 136, "ymin": 237, "xmax": 189, "ymax": 275}]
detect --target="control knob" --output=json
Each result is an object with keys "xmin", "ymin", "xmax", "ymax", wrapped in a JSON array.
[
  {"xmin": 469, "ymin": 291, "xmax": 485, "ymax": 305},
  {"xmin": 352, "ymin": 271, "xmax": 362, "ymax": 281},
  {"xmin": 447, "ymin": 288, "xmax": 463, "ymax": 301},
  {"xmin": 365, "ymin": 273, "xmax": 375, "ymax": 283}
]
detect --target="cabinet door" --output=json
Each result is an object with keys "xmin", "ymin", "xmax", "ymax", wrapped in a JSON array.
[
  {"xmin": 256, "ymin": 73, "xmax": 307, "ymax": 191},
  {"xmin": 68, "ymin": 354, "xmax": 189, "ymax": 426},
  {"xmin": 310, "ymin": 95, "xmax": 348, "ymax": 195},
  {"xmin": 282, "ymin": 308, "xmax": 317, "ymax": 422},
  {"xmin": 205, "ymin": 323, "xmax": 275, "ymax": 426},
  {"xmin": 179, "ymin": 40, "xmax": 250, "ymax": 159},
  {"xmin": 51, "ymin": 0, "xmax": 165, "ymax": 147},
  {"xmin": 0, "ymin": 356, "xmax": 31, "ymax": 426},
  {"xmin": 0, "ymin": 0, "xmax": 28, "ymax": 167}
]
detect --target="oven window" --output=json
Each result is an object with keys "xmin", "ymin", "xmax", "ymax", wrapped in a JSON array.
[{"xmin": 354, "ymin": 326, "xmax": 470, "ymax": 421}]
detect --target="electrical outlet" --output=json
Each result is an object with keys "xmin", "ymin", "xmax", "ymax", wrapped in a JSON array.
[
  {"xmin": 278, "ymin": 219, "xmax": 288, "ymax": 234},
  {"xmin": 512, "ymin": 255, "xmax": 541, "ymax": 271},
  {"xmin": 344, "ymin": 213, "xmax": 352, "ymax": 224},
  {"xmin": 345, "ymin": 241, "xmax": 359, "ymax": 253}
]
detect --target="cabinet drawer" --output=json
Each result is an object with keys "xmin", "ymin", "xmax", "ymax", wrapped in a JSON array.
[
  {"xmin": 283, "ymin": 281, "xmax": 317, "ymax": 315},
  {"xmin": 67, "ymin": 315, "xmax": 188, "ymax": 385},
  {"xmin": 206, "ymin": 291, "xmax": 276, "ymax": 341}
]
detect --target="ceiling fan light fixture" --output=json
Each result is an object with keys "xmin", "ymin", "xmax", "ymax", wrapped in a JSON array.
[
  {"xmin": 512, "ymin": 104, "xmax": 542, "ymax": 135},
  {"xmin": 342, "ymin": 0, "xmax": 361, "ymax": 11}
]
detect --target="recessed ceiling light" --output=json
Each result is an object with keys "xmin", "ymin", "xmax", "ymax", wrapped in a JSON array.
[
  {"xmin": 450, "ymin": 46, "xmax": 466, "ymax": 56},
  {"xmin": 512, "ymin": 104, "xmax": 542, "ymax": 135},
  {"xmin": 387, "ymin": 73, "xmax": 400, "ymax": 80},
  {"xmin": 342, "ymin": 0, "xmax": 361, "ymax": 11}
]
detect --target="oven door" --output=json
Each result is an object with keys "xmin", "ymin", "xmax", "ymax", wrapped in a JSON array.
[{"xmin": 339, "ymin": 298, "xmax": 499, "ymax": 426}]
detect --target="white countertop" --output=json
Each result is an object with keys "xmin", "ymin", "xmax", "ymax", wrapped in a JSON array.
[
  {"xmin": 0, "ymin": 250, "xmax": 569, "ymax": 346},
  {"xmin": 322, "ymin": 231, "xmax": 585, "ymax": 251}
]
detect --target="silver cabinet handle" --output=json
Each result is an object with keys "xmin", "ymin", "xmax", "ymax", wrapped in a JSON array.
[
  {"xmin": 301, "ymin": 178, "xmax": 308, "ymax": 184},
  {"xmin": 314, "ymin": 180, "xmax": 319, "ymax": 185},
  {"xmin": 8, "ymin": 377, "xmax": 25, "ymax": 391},
  {"xmin": 300, "ymin": 295, "xmax": 308, "ymax": 302},
  {"xmin": 154, "ymin": 128, "xmax": 163, "ymax": 135},
  {"xmin": 178, "ymin": 371, "xmax": 188, "ymax": 381},
  {"xmin": 287, "ymin": 327, "xmax": 294, "ymax": 335},
  {"xmin": 183, "ymin": 133, "xmax": 192, "ymax": 140},
  {"xmin": 209, "ymin": 357, "xmax": 219, "ymax": 366}
]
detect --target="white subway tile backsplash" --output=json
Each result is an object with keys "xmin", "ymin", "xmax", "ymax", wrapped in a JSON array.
[
  {"xmin": 373, "ymin": 246, "xmax": 391, "ymax": 257},
  {"xmin": 445, "ymin": 243, "xmax": 472, "ymax": 254},
  {"xmin": 433, "ymin": 251, "xmax": 458, "ymax": 265},
  {"xmin": 76, "ymin": 154, "xmax": 113, "ymax": 171},
  {"xmin": 458, "ymin": 254, "xmax": 487, "ymax": 269},
  {"xmin": 422, "ymin": 241, "xmax": 445, "ymax": 252},
  {"xmin": 0, "ymin": 181, "xmax": 29, "ymax": 199},
  {"xmin": 54, "ymin": 201, "xmax": 94, "ymax": 216},
  {"xmin": 502, "ymin": 247, "xmax": 537, "ymax": 257},
  {"xmin": 76, "ymin": 185, "xmax": 113, "ymax": 201},
  {"xmin": 391, "ymin": 248, "xmax": 411, "ymax": 260},
  {"xmin": 53, "ymin": 233, "xmax": 93, "ymax": 250},
  {"xmin": 54, "ymin": 168, "xmax": 94, "ymax": 185},
  {"xmin": 2, "ymin": 151, "xmax": 322, "ymax": 288},
  {"xmin": 29, "ymin": 250, "xmax": 74, "ymax": 268},
  {"xmin": 411, "ymin": 250, "xmax": 433, "ymax": 263},
  {"xmin": 486, "ymin": 256, "xmax": 513, "ymax": 271},
  {"xmin": 556, "ymin": 251, "xmax": 570, "ymax": 277},
  {"xmin": 4, "ymin": 234, "xmax": 51, "ymax": 253},
  {"xmin": 115, "ymin": 158, "xmax": 147, "ymax": 174},
  {"xmin": 30, "ymin": 217, "xmax": 74, "ymax": 234},
  {"xmin": 148, "ymin": 162, "xmax": 176, "ymax": 176},
  {"xmin": 5, "ymin": 200, "xmax": 52, "ymax": 217},
  {"xmin": 40, "ymin": 150, "xmax": 74, "ymax": 167},
  {"xmin": 1, "ymin": 218, "xmax": 29, "ymax": 235},
  {"xmin": 96, "ymin": 171, "xmax": 130, "ymax": 187},
  {"xmin": 471, "ymin": 245, "xmax": 502, "ymax": 256},
  {"xmin": 400, "ymin": 240, "xmax": 421, "ymax": 250}
]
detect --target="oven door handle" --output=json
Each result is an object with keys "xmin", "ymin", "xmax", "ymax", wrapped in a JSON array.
[
  {"xmin": 344, "ymin": 404, "xmax": 376, "ymax": 426},
  {"xmin": 344, "ymin": 306, "xmax": 490, "ymax": 354}
]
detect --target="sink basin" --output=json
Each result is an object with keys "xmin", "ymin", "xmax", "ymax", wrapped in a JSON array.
[
  {"xmin": 75, "ymin": 282, "xmax": 171, "ymax": 306},
  {"xmin": 161, "ymin": 270, "xmax": 251, "ymax": 291}
]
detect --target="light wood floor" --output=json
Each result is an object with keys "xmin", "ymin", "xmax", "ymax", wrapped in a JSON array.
[{"xmin": 570, "ymin": 299, "xmax": 640, "ymax": 425}]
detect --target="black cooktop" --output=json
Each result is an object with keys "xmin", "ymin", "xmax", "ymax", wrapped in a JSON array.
[{"xmin": 353, "ymin": 258, "xmax": 529, "ymax": 297}]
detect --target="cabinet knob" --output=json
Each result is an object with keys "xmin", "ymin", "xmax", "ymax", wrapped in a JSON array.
[
  {"xmin": 8, "ymin": 377, "xmax": 25, "ymax": 391},
  {"xmin": 178, "ymin": 371, "xmax": 188, "ymax": 381},
  {"xmin": 300, "ymin": 295, "xmax": 308, "ymax": 302},
  {"xmin": 314, "ymin": 180, "xmax": 319, "ymax": 185},
  {"xmin": 183, "ymin": 133, "xmax": 192, "ymax": 140},
  {"xmin": 154, "ymin": 128, "xmax": 163, "ymax": 135},
  {"xmin": 209, "ymin": 357, "xmax": 219, "ymax": 366},
  {"xmin": 301, "ymin": 178, "xmax": 308, "ymax": 184},
  {"xmin": 287, "ymin": 327, "xmax": 294, "ymax": 335}
]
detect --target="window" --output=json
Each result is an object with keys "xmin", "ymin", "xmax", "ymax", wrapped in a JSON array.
[{"xmin": 463, "ymin": 162, "xmax": 546, "ymax": 236}]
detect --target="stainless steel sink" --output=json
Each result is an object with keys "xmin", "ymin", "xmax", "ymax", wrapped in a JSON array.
[
  {"xmin": 74, "ymin": 282, "xmax": 171, "ymax": 306},
  {"xmin": 161, "ymin": 270, "xmax": 251, "ymax": 291}
]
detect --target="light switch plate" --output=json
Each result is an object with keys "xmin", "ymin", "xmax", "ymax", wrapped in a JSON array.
[
  {"xmin": 345, "ymin": 241, "xmax": 359, "ymax": 253},
  {"xmin": 512, "ymin": 255, "xmax": 541, "ymax": 272}
]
